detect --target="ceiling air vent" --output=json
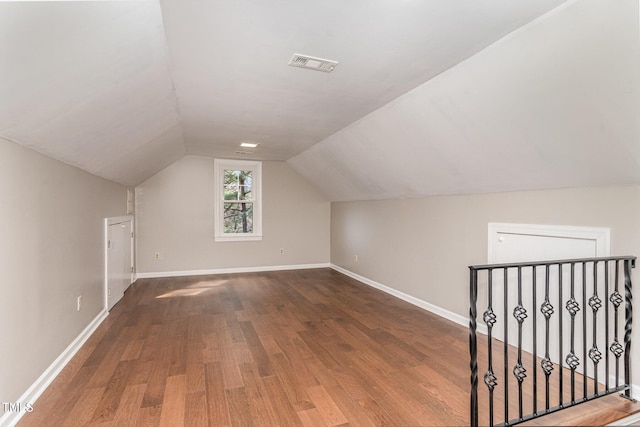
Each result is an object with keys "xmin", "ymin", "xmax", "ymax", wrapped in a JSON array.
[{"xmin": 288, "ymin": 54, "xmax": 338, "ymax": 73}]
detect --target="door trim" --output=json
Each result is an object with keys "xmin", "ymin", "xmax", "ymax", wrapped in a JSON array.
[
  {"xmin": 488, "ymin": 222, "xmax": 611, "ymax": 263},
  {"xmin": 104, "ymin": 215, "xmax": 134, "ymax": 311}
]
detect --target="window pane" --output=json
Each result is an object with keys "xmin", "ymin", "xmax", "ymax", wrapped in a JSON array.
[
  {"xmin": 223, "ymin": 202, "xmax": 254, "ymax": 233},
  {"xmin": 224, "ymin": 170, "xmax": 253, "ymax": 201}
]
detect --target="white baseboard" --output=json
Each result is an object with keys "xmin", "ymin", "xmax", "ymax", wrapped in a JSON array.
[
  {"xmin": 137, "ymin": 263, "xmax": 331, "ymax": 279},
  {"xmin": 606, "ymin": 379, "xmax": 640, "ymax": 402},
  {"xmin": 330, "ymin": 265, "xmax": 640, "ymax": 422},
  {"xmin": 0, "ymin": 310, "xmax": 108, "ymax": 427},
  {"xmin": 329, "ymin": 264, "xmax": 487, "ymax": 335},
  {"xmin": 609, "ymin": 412, "xmax": 640, "ymax": 426},
  {"xmin": 2, "ymin": 266, "xmax": 635, "ymax": 427}
]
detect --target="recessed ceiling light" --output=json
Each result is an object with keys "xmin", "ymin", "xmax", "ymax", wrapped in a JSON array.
[
  {"xmin": 288, "ymin": 54, "xmax": 338, "ymax": 73},
  {"xmin": 240, "ymin": 142, "xmax": 259, "ymax": 148}
]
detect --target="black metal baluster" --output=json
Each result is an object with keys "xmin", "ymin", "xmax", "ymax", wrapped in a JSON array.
[
  {"xmin": 558, "ymin": 263, "xmax": 563, "ymax": 406},
  {"xmin": 604, "ymin": 261, "xmax": 610, "ymax": 391},
  {"xmin": 483, "ymin": 269, "xmax": 497, "ymax": 427},
  {"xmin": 623, "ymin": 259, "xmax": 634, "ymax": 400},
  {"xmin": 541, "ymin": 265, "xmax": 554, "ymax": 410},
  {"xmin": 532, "ymin": 265, "xmax": 538, "ymax": 416},
  {"xmin": 469, "ymin": 267, "xmax": 478, "ymax": 427},
  {"xmin": 513, "ymin": 266, "xmax": 527, "ymax": 420},
  {"xmin": 566, "ymin": 262, "xmax": 579, "ymax": 403},
  {"xmin": 589, "ymin": 261, "xmax": 602, "ymax": 395},
  {"xmin": 582, "ymin": 262, "xmax": 588, "ymax": 399},
  {"xmin": 469, "ymin": 256, "xmax": 635, "ymax": 426},
  {"xmin": 610, "ymin": 261, "xmax": 622, "ymax": 390},
  {"xmin": 504, "ymin": 268, "xmax": 509, "ymax": 423}
]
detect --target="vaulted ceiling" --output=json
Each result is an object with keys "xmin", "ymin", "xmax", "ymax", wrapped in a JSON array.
[{"xmin": 2, "ymin": 0, "xmax": 638, "ymax": 200}]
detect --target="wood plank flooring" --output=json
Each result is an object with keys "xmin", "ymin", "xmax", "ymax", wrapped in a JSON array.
[{"xmin": 17, "ymin": 268, "xmax": 640, "ymax": 426}]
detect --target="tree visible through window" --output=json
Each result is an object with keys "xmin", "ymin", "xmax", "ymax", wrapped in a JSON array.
[
  {"xmin": 223, "ymin": 169, "xmax": 253, "ymax": 233},
  {"xmin": 214, "ymin": 159, "xmax": 262, "ymax": 241}
]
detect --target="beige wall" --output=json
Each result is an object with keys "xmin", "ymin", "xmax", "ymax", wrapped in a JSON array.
[
  {"xmin": 136, "ymin": 156, "xmax": 330, "ymax": 273},
  {"xmin": 331, "ymin": 185, "xmax": 640, "ymax": 386},
  {"xmin": 0, "ymin": 138, "xmax": 127, "ymax": 409}
]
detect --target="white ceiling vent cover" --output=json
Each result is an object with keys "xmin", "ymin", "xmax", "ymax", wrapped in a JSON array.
[{"xmin": 288, "ymin": 54, "xmax": 338, "ymax": 73}]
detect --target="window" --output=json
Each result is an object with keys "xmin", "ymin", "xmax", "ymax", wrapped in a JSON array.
[{"xmin": 214, "ymin": 159, "xmax": 262, "ymax": 241}]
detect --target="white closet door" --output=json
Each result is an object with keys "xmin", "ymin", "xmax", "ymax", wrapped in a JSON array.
[
  {"xmin": 107, "ymin": 223, "xmax": 127, "ymax": 310},
  {"xmin": 488, "ymin": 223, "xmax": 610, "ymax": 378}
]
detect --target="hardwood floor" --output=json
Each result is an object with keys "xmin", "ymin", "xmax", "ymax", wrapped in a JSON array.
[{"xmin": 17, "ymin": 268, "xmax": 640, "ymax": 426}]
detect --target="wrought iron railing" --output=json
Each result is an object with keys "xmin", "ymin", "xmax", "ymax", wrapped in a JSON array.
[{"xmin": 469, "ymin": 256, "xmax": 635, "ymax": 426}]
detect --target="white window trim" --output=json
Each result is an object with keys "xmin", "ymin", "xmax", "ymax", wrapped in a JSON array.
[{"xmin": 214, "ymin": 159, "xmax": 263, "ymax": 242}]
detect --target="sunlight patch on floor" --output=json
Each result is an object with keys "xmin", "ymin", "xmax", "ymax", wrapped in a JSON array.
[
  {"xmin": 188, "ymin": 279, "xmax": 228, "ymax": 288},
  {"xmin": 156, "ymin": 279, "xmax": 229, "ymax": 298}
]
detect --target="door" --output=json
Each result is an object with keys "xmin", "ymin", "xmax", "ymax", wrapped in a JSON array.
[
  {"xmin": 107, "ymin": 221, "xmax": 133, "ymax": 310},
  {"xmin": 488, "ymin": 223, "xmax": 610, "ymax": 378}
]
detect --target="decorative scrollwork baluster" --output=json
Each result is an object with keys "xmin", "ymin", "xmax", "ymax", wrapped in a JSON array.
[
  {"xmin": 590, "ymin": 262, "xmax": 602, "ymax": 394},
  {"xmin": 610, "ymin": 261, "xmax": 621, "ymax": 389},
  {"xmin": 542, "ymin": 265, "xmax": 553, "ymax": 410},
  {"xmin": 566, "ymin": 263, "xmax": 580, "ymax": 403},
  {"xmin": 469, "ymin": 256, "xmax": 635, "ymax": 427},
  {"xmin": 513, "ymin": 266, "xmax": 527, "ymax": 420}
]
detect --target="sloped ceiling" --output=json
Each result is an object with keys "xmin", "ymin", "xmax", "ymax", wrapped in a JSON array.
[
  {"xmin": 289, "ymin": 0, "xmax": 640, "ymax": 201},
  {"xmin": 2, "ymin": 0, "xmax": 638, "ymax": 200},
  {"xmin": 1, "ymin": 0, "xmax": 569, "ymax": 189},
  {"xmin": 159, "ymin": 0, "xmax": 565, "ymax": 160},
  {"xmin": 0, "ymin": 1, "xmax": 184, "ymax": 187}
]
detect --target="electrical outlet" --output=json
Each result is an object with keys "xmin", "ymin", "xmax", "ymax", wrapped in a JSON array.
[
  {"xmin": 280, "ymin": 248, "xmax": 285, "ymax": 255},
  {"xmin": 77, "ymin": 295, "xmax": 82, "ymax": 311},
  {"xmin": 155, "ymin": 252, "xmax": 160, "ymax": 260},
  {"xmin": 355, "ymin": 254, "xmax": 359, "ymax": 263}
]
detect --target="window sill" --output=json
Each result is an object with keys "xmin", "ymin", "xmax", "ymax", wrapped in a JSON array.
[{"xmin": 214, "ymin": 235, "xmax": 263, "ymax": 242}]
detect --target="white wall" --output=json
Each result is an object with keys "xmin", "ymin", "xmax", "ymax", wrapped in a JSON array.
[
  {"xmin": 331, "ymin": 184, "xmax": 640, "ymax": 388},
  {"xmin": 136, "ymin": 156, "xmax": 330, "ymax": 274},
  {"xmin": 0, "ymin": 137, "xmax": 127, "ymax": 412}
]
